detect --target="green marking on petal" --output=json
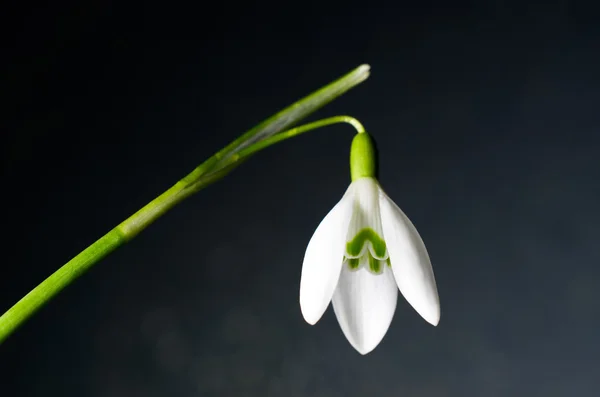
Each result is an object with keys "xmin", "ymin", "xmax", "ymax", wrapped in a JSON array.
[
  {"xmin": 347, "ymin": 258, "xmax": 360, "ymax": 270},
  {"xmin": 345, "ymin": 229, "xmax": 389, "ymax": 273},
  {"xmin": 368, "ymin": 255, "xmax": 382, "ymax": 274},
  {"xmin": 346, "ymin": 228, "xmax": 387, "ymax": 258}
]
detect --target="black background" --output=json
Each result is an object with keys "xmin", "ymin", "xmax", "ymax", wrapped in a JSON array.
[{"xmin": 3, "ymin": 1, "xmax": 600, "ymax": 396}]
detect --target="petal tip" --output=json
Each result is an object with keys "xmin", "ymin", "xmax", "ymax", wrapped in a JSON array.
[
  {"xmin": 353, "ymin": 343, "xmax": 377, "ymax": 355},
  {"xmin": 420, "ymin": 304, "xmax": 440, "ymax": 327},
  {"xmin": 342, "ymin": 333, "xmax": 387, "ymax": 355},
  {"xmin": 342, "ymin": 332, "xmax": 380, "ymax": 355},
  {"xmin": 300, "ymin": 288, "xmax": 332, "ymax": 325},
  {"xmin": 299, "ymin": 298, "xmax": 325, "ymax": 326},
  {"xmin": 428, "ymin": 316, "xmax": 440, "ymax": 327},
  {"xmin": 301, "ymin": 312, "xmax": 320, "ymax": 326}
]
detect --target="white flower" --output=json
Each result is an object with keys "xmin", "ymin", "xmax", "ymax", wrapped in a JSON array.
[{"xmin": 299, "ymin": 139, "xmax": 440, "ymax": 355}]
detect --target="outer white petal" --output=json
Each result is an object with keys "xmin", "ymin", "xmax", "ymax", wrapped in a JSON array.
[
  {"xmin": 378, "ymin": 187, "xmax": 440, "ymax": 326},
  {"xmin": 332, "ymin": 264, "xmax": 398, "ymax": 355},
  {"xmin": 299, "ymin": 185, "xmax": 355, "ymax": 325}
]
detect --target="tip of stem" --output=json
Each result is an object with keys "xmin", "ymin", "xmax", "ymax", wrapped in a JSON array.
[
  {"xmin": 357, "ymin": 64, "xmax": 371, "ymax": 73},
  {"xmin": 354, "ymin": 64, "xmax": 371, "ymax": 83}
]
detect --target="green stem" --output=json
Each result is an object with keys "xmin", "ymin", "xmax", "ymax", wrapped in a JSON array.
[
  {"xmin": 0, "ymin": 169, "xmax": 227, "ymax": 344},
  {"xmin": 0, "ymin": 231, "xmax": 125, "ymax": 344},
  {"xmin": 0, "ymin": 65, "xmax": 370, "ymax": 344},
  {"xmin": 238, "ymin": 115, "xmax": 365, "ymax": 158},
  {"xmin": 191, "ymin": 65, "xmax": 370, "ymax": 180}
]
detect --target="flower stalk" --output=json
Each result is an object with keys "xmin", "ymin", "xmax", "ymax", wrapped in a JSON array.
[{"xmin": 0, "ymin": 65, "xmax": 370, "ymax": 345}]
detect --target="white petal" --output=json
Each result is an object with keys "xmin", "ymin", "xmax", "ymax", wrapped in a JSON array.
[
  {"xmin": 299, "ymin": 185, "xmax": 355, "ymax": 325},
  {"xmin": 378, "ymin": 187, "xmax": 440, "ymax": 326},
  {"xmin": 332, "ymin": 264, "xmax": 398, "ymax": 355}
]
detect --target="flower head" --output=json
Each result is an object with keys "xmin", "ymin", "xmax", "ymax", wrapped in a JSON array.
[{"xmin": 299, "ymin": 132, "xmax": 440, "ymax": 355}]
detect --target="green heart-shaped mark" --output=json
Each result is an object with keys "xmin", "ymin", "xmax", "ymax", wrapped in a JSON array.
[
  {"xmin": 346, "ymin": 228, "xmax": 390, "ymax": 273},
  {"xmin": 346, "ymin": 228, "xmax": 387, "ymax": 258}
]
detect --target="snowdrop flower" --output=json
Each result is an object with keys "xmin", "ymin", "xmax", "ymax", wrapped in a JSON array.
[{"xmin": 299, "ymin": 132, "xmax": 440, "ymax": 355}]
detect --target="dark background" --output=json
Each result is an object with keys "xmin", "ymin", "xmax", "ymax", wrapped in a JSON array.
[{"xmin": 2, "ymin": 1, "xmax": 600, "ymax": 396}]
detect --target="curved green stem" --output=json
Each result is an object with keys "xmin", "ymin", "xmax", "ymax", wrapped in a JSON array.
[
  {"xmin": 238, "ymin": 115, "xmax": 365, "ymax": 159},
  {"xmin": 193, "ymin": 65, "xmax": 370, "ymax": 178},
  {"xmin": 189, "ymin": 116, "xmax": 365, "ymax": 186},
  {"xmin": 0, "ymin": 65, "xmax": 370, "ymax": 344}
]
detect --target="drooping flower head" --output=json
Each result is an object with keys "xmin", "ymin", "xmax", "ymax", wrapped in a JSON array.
[{"xmin": 299, "ymin": 132, "xmax": 440, "ymax": 355}]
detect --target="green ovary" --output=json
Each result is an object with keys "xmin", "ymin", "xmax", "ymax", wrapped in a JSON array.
[{"xmin": 345, "ymin": 228, "xmax": 390, "ymax": 274}]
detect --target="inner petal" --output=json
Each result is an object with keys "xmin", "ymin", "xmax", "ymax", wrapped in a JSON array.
[
  {"xmin": 345, "ymin": 178, "xmax": 388, "ymax": 261},
  {"xmin": 346, "ymin": 228, "xmax": 388, "ymax": 259},
  {"xmin": 345, "ymin": 252, "xmax": 388, "ymax": 275}
]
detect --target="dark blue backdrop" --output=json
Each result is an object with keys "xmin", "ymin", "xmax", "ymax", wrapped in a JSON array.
[{"xmin": 2, "ymin": 1, "xmax": 600, "ymax": 396}]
